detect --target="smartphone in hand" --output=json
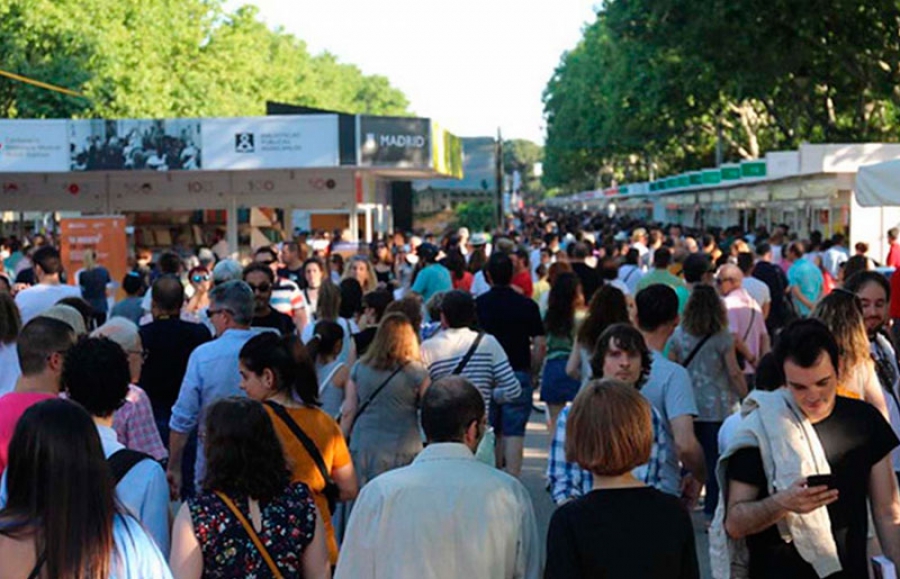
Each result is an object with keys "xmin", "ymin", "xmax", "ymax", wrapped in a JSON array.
[{"xmin": 807, "ymin": 474, "xmax": 836, "ymax": 489}]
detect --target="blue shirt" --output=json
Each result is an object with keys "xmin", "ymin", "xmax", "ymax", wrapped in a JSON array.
[
  {"xmin": 169, "ymin": 327, "xmax": 272, "ymax": 487},
  {"xmin": 547, "ymin": 403, "xmax": 668, "ymax": 504},
  {"xmin": 411, "ymin": 264, "xmax": 452, "ymax": 303},
  {"xmin": 787, "ymin": 258, "xmax": 824, "ymax": 316},
  {"xmin": 111, "ymin": 514, "xmax": 174, "ymax": 578},
  {"xmin": 640, "ymin": 352, "xmax": 699, "ymax": 496},
  {"xmin": 0, "ymin": 425, "xmax": 171, "ymax": 557}
]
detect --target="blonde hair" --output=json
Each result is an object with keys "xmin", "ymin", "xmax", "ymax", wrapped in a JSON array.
[
  {"xmin": 566, "ymin": 379, "xmax": 652, "ymax": 476},
  {"xmin": 342, "ymin": 256, "xmax": 377, "ymax": 293},
  {"xmin": 360, "ymin": 313, "xmax": 421, "ymax": 370},
  {"xmin": 82, "ymin": 249, "xmax": 96, "ymax": 270},
  {"xmin": 812, "ymin": 290, "xmax": 871, "ymax": 373}
]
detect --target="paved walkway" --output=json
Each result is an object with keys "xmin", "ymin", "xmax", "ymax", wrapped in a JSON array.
[{"xmin": 519, "ymin": 406, "xmax": 712, "ymax": 578}]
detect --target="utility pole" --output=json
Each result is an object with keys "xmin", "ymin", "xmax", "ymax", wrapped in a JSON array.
[
  {"xmin": 495, "ymin": 128, "xmax": 504, "ymax": 231},
  {"xmin": 715, "ymin": 115, "xmax": 724, "ymax": 167}
]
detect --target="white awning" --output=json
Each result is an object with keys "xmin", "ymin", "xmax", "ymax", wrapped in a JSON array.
[{"xmin": 856, "ymin": 160, "xmax": 900, "ymax": 206}]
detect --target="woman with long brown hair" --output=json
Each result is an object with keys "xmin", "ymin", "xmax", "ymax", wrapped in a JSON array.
[
  {"xmin": 0, "ymin": 399, "xmax": 171, "ymax": 579},
  {"xmin": 812, "ymin": 289, "xmax": 889, "ymax": 417},
  {"xmin": 668, "ymin": 284, "xmax": 746, "ymax": 520},
  {"xmin": 341, "ymin": 313, "xmax": 430, "ymax": 487},
  {"xmin": 566, "ymin": 284, "xmax": 630, "ymax": 387},
  {"xmin": 541, "ymin": 272, "xmax": 585, "ymax": 434}
]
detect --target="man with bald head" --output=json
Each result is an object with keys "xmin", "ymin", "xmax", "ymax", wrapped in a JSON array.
[
  {"xmin": 336, "ymin": 376, "xmax": 541, "ymax": 578},
  {"xmin": 139, "ymin": 276, "xmax": 211, "ymax": 447},
  {"xmin": 717, "ymin": 263, "xmax": 769, "ymax": 389}
]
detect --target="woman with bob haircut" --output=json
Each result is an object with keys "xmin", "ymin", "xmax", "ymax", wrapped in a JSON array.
[
  {"xmin": 238, "ymin": 332, "xmax": 357, "ymax": 566},
  {"xmin": 170, "ymin": 397, "xmax": 330, "ymax": 579},
  {"xmin": 566, "ymin": 285, "xmax": 630, "ymax": 387},
  {"xmin": 341, "ymin": 313, "xmax": 430, "ymax": 486},
  {"xmin": 0, "ymin": 399, "xmax": 171, "ymax": 579},
  {"xmin": 668, "ymin": 284, "xmax": 746, "ymax": 519},
  {"xmin": 812, "ymin": 289, "xmax": 889, "ymax": 418},
  {"xmin": 545, "ymin": 380, "xmax": 699, "ymax": 579}
]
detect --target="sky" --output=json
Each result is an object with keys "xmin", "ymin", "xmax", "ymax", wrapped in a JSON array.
[{"xmin": 223, "ymin": 0, "xmax": 599, "ymax": 144}]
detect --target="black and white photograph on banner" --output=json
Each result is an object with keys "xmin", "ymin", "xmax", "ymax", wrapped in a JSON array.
[{"xmin": 69, "ymin": 118, "xmax": 202, "ymax": 171}]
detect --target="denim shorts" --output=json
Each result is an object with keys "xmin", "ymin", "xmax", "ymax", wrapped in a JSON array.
[
  {"xmin": 540, "ymin": 358, "xmax": 581, "ymax": 404},
  {"xmin": 490, "ymin": 371, "xmax": 533, "ymax": 437}
]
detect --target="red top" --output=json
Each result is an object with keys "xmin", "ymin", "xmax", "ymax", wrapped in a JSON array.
[
  {"xmin": 512, "ymin": 270, "xmax": 534, "ymax": 299},
  {"xmin": 452, "ymin": 271, "xmax": 474, "ymax": 292},
  {"xmin": 891, "ymin": 269, "xmax": 900, "ymax": 319},
  {"xmin": 0, "ymin": 392, "xmax": 57, "ymax": 472},
  {"xmin": 888, "ymin": 243, "xmax": 900, "ymax": 269}
]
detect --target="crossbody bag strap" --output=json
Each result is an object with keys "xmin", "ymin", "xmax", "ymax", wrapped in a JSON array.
[
  {"xmin": 350, "ymin": 364, "xmax": 406, "ymax": 429},
  {"xmin": 264, "ymin": 401, "xmax": 334, "ymax": 490},
  {"xmin": 682, "ymin": 333, "xmax": 714, "ymax": 368},
  {"xmin": 742, "ymin": 308, "xmax": 756, "ymax": 343},
  {"xmin": 214, "ymin": 491, "xmax": 284, "ymax": 579},
  {"xmin": 452, "ymin": 332, "xmax": 485, "ymax": 375}
]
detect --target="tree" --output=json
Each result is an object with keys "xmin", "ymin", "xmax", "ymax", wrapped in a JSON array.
[
  {"xmin": 0, "ymin": 0, "xmax": 411, "ymax": 119},
  {"xmin": 542, "ymin": 0, "xmax": 900, "ymax": 192},
  {"xmin": 503, "ymin": 139, "xmax": 543, "ymax": 201}
]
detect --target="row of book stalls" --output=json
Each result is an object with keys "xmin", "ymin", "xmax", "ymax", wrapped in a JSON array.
[{"xmin": 550, "ymin": 143, "xmax": 900, "ymax": 266}]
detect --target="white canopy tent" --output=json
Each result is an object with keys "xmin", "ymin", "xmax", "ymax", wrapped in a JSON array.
[{"xmin": 855, "ymin": 159, "xmax": 900, "ymax": 206}]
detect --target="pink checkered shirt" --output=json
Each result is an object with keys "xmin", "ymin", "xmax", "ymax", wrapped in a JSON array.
[{"xmin": 113, "ymin": 385, "xmax": 168, "ymax": 461}]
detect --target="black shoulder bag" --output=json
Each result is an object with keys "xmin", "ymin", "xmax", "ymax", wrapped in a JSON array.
[
  {"xmin": 264, "ymin": 401, "xmax": 339, "ymax": 514},
  {"xmin": 348, "ymin": 364, "xmax": 407, "ymax": 436}
]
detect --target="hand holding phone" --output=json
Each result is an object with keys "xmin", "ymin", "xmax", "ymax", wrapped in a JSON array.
[{"xmin": 806, "ymin": 474, "xmax": 836, "ymax": 489}]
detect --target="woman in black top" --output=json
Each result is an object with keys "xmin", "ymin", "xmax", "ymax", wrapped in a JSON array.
[{"xmin": 545, "ymin": 379, "xmax": 700, "ymax": 579}]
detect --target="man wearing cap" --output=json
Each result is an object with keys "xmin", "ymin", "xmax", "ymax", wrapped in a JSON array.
[{"xmin": 411, "ymin": 243, "xmax": 452, "ymax": 304}]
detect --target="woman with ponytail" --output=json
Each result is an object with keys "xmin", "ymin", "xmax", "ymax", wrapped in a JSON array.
[
  {"xmin": 307, "ymin": 320, "xmax": 350, "ymax": 419},
  {"xmin": 238, "ymin": 332, "xmax": 358, "ymax": 567}
]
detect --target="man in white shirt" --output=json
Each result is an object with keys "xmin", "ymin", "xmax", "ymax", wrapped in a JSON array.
[
  {"xmin": 14, "ymin": 246, "xmax": 82, "ymax": 324},
  {"xmin": 336, "ymin": 376, "xmax": 541, "ymax": 579},
  {"xmin": 737, "ymin": 252, "xmax": 771, "ymax": 320},
  {"xmin": 822, "ymin": 233, "xmax": 849, "ymax": 279}
]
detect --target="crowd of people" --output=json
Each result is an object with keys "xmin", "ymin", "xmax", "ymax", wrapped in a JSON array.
[{"xmin": 1, "ymin": 211, "xmax": 900, "ymax": 577}]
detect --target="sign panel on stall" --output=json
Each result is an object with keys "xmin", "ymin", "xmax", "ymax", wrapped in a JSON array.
[
  {"xmin": 3, "ymin": 174, "xmax": 109, "ymax": 213},
  {"xmin": 430, "ymin": 122, "xmax": 463, "ymax": 178},
  {"xmin": 203, "ymin": 116, "xmax": 339, "ymax": 170},
  {"xmin": 232, "ymin": 169, "xmax": 354, "ymax": 210},
  {"xmin": 357, "ymin": 116, "xmax": 431, "ymax": 167},
  {"xmin": 108, "ymin": 171, "xmax": 232, "ymax": 212},
  {"xmin": 0, "ymin": 120, "xmax": 69, "ymax": 172},
  {"xmin": 59, "ymin": 216, "xmax": 127, "ymax": 299}
]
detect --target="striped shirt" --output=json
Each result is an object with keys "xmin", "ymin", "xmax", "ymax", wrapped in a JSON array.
[
  {"xmin": 420, "ymin": 327, "xmax": 521, "ymax": 408},
  {"xmin": 270, "ymin": 278, "xmax": 305, "ymax": 319}
]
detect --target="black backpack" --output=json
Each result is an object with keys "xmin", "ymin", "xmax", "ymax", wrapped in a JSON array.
[{"xmin": 107, "ymin": 448, "xmax": 152, "ymax": 484}]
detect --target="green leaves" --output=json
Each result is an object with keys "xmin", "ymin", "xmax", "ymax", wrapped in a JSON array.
[
  {"xmin": 543, "ymin": 0, "xmax": 900, "ymax": 192},
  {"xmin": 0, "ymin": 0, "xmax": 410, "ymax": 120}
]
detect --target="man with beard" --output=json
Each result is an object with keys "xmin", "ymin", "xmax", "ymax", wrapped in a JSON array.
[{"xmin": 844, "ymin": 271, "xmax": 900, "ymax": 480}]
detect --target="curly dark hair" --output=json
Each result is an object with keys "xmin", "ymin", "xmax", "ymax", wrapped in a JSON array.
[
  {"xmin": 545, "ymin": 272, "xmax": 581, "ymax": 338},
  {"xmin": 576, "ymin": 285, "xmax": 629, "ymax": 350},
  {"xmin": 63, "ymin": 336, "xmax": 129, "ymax": 418},
  {"xmin": 202, "ymin": 397, "xmax": 290, "ymax": 502}
]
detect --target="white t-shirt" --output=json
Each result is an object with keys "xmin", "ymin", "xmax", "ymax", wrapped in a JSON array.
[
  {"xmin": 14, "ymin": 283, "xmax": 83, "ymax": 323},
  {"xmin": 742, "ymin": 276, "xmax": 771, "ymax": 309}
]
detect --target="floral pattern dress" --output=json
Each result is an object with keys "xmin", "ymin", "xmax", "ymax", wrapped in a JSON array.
[{"xmin": 188, "ymin": 482, "xmax": 317, "ymax": 578}]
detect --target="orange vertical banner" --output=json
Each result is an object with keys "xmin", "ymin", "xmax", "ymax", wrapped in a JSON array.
[{"xmin": 60, "ymin": 216, "xmax": 128, "ymax": 297}]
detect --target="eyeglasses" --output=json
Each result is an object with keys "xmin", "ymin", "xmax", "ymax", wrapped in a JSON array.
[
  {"xmin": 247, "ymin": 282, "xmax": 272, "ymax": 293},
  {"xmin": 191, "ymin": 274, "xmax": 210, "ymax": 283},
  {"xmin": 715, "ymin": 278, "xmax": 737, "ymax": 285},
  {"xmin": 128, "ymin": 349, "xmax": 149, "ymax": 361},
  {"xmin": 208, "ymin": 307, "xmax": 232, "ymax": 318}
]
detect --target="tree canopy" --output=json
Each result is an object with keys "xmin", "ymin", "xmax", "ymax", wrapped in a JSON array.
[
  {"xmin": 542, "ymin": 0, "xmax": 900, "ymax": 191},
  {"xmin": 0, "ymin": 0, "xmax": 410, "ymax": 119}
]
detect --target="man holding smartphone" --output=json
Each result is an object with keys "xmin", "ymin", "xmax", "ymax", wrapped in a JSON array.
[{"xmin": 721, "ymin": 319, "xmax": 900, "ymax": 578}]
